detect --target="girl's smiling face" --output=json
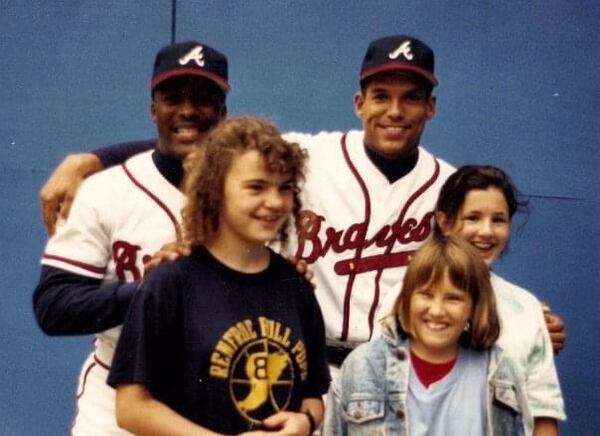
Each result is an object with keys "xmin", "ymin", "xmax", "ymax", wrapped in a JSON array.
[
  {"xmin": 409, "ymin": 270, "xmax": 473, "ymax": 363},
  {"xmin": 442, "ymin": 187, "xmax": 511, "ymax": 266},
  {"xmin": 218, "ymin": 149, "xmax": 294, "ymax": 249}
]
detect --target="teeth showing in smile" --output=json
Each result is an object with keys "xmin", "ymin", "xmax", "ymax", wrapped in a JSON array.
[
  {"xmin": 383, "ymin": 126, "xmax": 406, "ymax": 134},
  {"xmin": 259, "ymin": 215, "xmax": 281, "ymax": 222},
  {"xmin": 174, "ymin": 127, "xmax": 199, "ymax": 135},
  {"xmin": 425, "ymin": 321, "xmax": 448, "ymax": 331},
  {"xmin": 472, "ymin": 241, "xmax": 493, "ymax": 251}
]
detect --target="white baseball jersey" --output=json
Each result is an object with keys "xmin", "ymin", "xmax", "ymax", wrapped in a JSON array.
[
  {"xmin": 283, "ymin": 130, "xmax": 455, "ymax": 345},
  {"xmin": 492, "ymin": 273, "xmax": 566, "ymax": 420},
  {"xmin": 42, "ymin": 149, "xmax": 183, "ymax": 435}
]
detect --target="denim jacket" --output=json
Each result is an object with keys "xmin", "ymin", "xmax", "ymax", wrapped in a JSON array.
[{"xmin": 323, "ymin": 319, "xmax": 533, "ymax": 436}]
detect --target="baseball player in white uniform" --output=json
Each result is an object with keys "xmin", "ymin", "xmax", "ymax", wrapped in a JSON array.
[
  {"xmin": 284, "ymin": 36, "xmax": 455, "ymax": 370},
  {"xmin": 43, "ymin": 150, "xmax": 184, "ymax": 434},
  {"xmin": 285, "ymin": 129, "xmax": 454, "ymax": 350},
  {"xmin": 33, "ymin": 40, "xmax": 230, "ymax": 435}
]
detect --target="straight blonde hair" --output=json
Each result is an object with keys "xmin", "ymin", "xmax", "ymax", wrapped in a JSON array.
[{"xmin": 393, "ymin": 234, "xmax": 500, "ymax": 349}]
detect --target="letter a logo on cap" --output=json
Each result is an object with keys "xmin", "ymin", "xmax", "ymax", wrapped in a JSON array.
[
  {"xmin": 179, "ymin": 46, "xmax": 205, "ymax": 67},
  {"xmin": 388, "ymin": 41, "xmax": 413, "ymax": 61}
]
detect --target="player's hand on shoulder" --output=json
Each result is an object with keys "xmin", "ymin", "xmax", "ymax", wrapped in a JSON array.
[
  {"xmin": 40, "ymin": 152, "xmax": 103, "ymax": 236},
  {"xmin": 288, "ymin": 257, "xmax": 315, "ymax": 288},
  {"xmin": 143, "ymin": 241, "xmax": 192, "ymax": 275},
  {"xmin": 541, "ymin": 302, "xmax": 566, "ymax": 354}
]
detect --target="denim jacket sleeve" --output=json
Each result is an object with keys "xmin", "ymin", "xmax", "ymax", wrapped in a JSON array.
[{"xmin": 323, "ymin": 373, "xmax": 347, "ymax": 436}]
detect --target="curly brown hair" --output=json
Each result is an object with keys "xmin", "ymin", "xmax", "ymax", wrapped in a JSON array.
[{"xmin": 181, "ymin": 116, "xmax": 307, "ymax": 249}]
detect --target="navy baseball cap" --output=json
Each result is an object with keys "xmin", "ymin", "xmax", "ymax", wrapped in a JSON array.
[
  {"xmin": 360, "ymin": 35, "xmax": 437, "ymax": 86},
  {"xmin": 151, "ymin": 41, "xmax": 230, "ymax": 93}
]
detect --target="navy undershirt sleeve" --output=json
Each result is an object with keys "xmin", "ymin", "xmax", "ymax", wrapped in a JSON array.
[
  {"xmin": 33, "ymin": 266, "xmax": 137, "ymax": 335},
  {"xmin": 92, "ymin": 139, "xmax": 155, "ymax": 168},
  {"xmin": 108, "ymin": 262, "xmax": 180, "ymax": 389}
]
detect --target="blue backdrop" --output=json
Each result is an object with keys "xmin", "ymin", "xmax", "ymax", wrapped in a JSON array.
[{"xmin": 1, "ymin": 1, "xmax": 598, "ymax": 434}]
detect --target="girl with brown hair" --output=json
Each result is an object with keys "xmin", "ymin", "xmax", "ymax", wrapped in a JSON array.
[{"xmin": 109, "ymin": 117, "xmax": 329, "ymax": 435}]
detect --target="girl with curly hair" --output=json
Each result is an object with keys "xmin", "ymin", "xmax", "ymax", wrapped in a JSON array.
[{"xmin": 109, "ymin": 117, "xmax": 329, "ymax": 435}]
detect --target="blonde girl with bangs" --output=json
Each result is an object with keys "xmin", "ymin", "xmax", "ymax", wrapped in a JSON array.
[
  {"xmin": 393, "ymin": 233, "xmax": 500, "ymax": 353},
  {"xmin": 324, "ymin": 234, "xmax": 533, "ymax": 436},
  {"xmin": 108, "ymin": 117, "xmax": 330, "ymax": 436}
]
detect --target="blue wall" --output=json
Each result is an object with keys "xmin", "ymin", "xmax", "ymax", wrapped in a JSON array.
[{"xmin": 1, "ymin": 1, "xmax": 598, "ymax": 434}]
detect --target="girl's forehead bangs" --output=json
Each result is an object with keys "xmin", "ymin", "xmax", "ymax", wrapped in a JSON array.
[
  {"xmin": 411, "ymin": 256, "xmax": 472, "ymax": 294},
  {"xmin": 411, "ymin": 263, "xmax": 444, "ymax": 290},
  {"xmin": 446, "ymin": 256, "xmax": 480, "ymax": 297}
]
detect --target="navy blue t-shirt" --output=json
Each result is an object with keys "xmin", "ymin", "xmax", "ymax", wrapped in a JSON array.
[{"xmin": 108, "ymin": 247, "xmax": 330, "ymax": 434}]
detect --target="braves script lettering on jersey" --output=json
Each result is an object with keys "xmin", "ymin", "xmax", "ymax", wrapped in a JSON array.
[
  {"xmin": 41, "ymin": 150, "xmax": 183, "ymax": 435},
  {"xmin": 283, "ymin": 130, "xmax": 455, "ymax": 345}
]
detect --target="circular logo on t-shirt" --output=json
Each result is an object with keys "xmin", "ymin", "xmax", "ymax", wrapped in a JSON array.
[{"xmin": 230, "ymin": 338, "xmax": 295, "ymax": 424}]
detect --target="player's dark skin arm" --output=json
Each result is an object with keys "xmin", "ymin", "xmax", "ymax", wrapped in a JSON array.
[{"xmin": 33, "ymin": 266, "xmax": 137, "ymax": 335}]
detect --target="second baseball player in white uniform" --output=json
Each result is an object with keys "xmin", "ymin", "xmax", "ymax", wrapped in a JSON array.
[
  {"xmin": 286, "ymin": 129, "xmax": 454, "ymax": 348},
  {"xmin": 33, "ymin": 40, "xmax": 230, "ymax": 434},
  {"xmin": 42, "ymin": 150, "xmax": 183, "ymax": 434},
  {"xmin": 284, "ymin": 35, "xmax": 455, "ymax": 366}
]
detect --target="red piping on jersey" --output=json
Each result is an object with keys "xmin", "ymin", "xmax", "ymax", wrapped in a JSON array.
[
  {"xmin": 93, "ymin": 354, "xmax": 111, "ymax": 370},
  {"xmin": 367, "ymin": 157, "xmax": 440, "ymax": 337},
  {"xmin": 339, "ymin": 133, "xmax": 441, "ymax": 341},
  {"xmin": 339, "ymin": 133, "xmax": 371, "ymax": 342},
  {"xmin": 71, "ymin": 357, "xmax": 97, "ymax": 434},
  {"xmin": 334, "ymin": 251, "xmax": 413, "ymax": 275},
  {"xmin": 121, "ymin": 161, "xmax": 179, "ymax": 231},
  {"xmin": 76, "ymin": 360, "xmax": 96, "ymax": 400},
  {"xmin": 71, "ymin": 354, "xmax": 111, "ymax": 434},
  {"xmin": 43, "ymin": 254, "xmax": 106, "ymax": 274}
]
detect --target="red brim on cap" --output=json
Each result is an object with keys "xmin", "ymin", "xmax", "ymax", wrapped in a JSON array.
[
  {"xmin": 360, "ymin": 63, "xmax": 438, "ymax": 86},
  {"xmin": 151, "ymin": 68, "xmax": 231, "ymax": 93}
]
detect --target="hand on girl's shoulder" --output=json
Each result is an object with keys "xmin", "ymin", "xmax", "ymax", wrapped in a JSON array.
[
  {"xmin": 286, "ymin": 256, "xmax": 316, "ymax": 288},
  {"xmin": 143, "ymin": 240, "xmax": 192, "ymax": 276}
]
